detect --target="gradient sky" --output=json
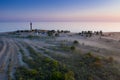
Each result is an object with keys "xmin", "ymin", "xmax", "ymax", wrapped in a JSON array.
[{"xmin": 0, "ymin": 0, "xmax": 120, "ymax": 22}]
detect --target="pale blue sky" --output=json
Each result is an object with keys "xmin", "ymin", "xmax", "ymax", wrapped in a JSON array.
[{"xmin": 0, "ymin": 0, "xmax": 120, "ymax": 22}]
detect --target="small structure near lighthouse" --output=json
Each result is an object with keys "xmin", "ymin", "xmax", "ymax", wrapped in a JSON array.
[{"xmin": 30, "ymin": 22, "xmax": 32, "ymax": 31}]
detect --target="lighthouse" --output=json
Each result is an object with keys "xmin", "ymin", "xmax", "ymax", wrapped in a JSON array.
[{"xmin": 30, "ymin": 22, "xmax": 32, "ymax": 31}]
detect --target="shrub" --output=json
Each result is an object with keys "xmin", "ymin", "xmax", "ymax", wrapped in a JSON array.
[
  {"xmin": 107, "ymin": 56, "xmax": 114, "ymax": 63},
  {"xmin": 44, "ymin": 57, "xmax": 51, "ymax": 63},
  {"xmin": 73, "ymin": 40, "xmax": 79, "ymax": 44},
  {"xmin": 50, "ymin": 71, "xmax": 63, "ymax": 80},
  {"xmin": 70, "ymin": 46, "xmax": 76, "ymax": 51},
  {"xmin": 15, "ymin": 67, "xmax": 39, "ymax": 80},
  {"xmin": 27, "ymin": 35, "xmax": 34, "ymax": 38},
  {"xmin": 65, "ymin": 71, "xmax": 75, "ymax": 80},
  {"xmin": 55, "ymin": 33, "xmax": 59, "ymax": 37},
  {"xmin": 29, "ymin": 69, "xmax": 39, "ymax": 76},
  {"xmin": 92, "ymin": 60, "xmax": 103, "ymax": 68},
  {"xmin": 51, "ymin": 60, "xmax": 59, "ymax": 68},
  {"xmin": 84, "ymin": 52, "xmax": 94, "ymax": 59}
]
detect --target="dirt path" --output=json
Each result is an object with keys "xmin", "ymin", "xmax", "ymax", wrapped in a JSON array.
[{"xmin": 0, "ymin": 38, "xmax": 20, "ymax": 80}]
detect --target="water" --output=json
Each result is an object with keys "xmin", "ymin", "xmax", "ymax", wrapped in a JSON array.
[{"xmin": 0, "ymin": 22, "xmax": 120, "ymax": 33}]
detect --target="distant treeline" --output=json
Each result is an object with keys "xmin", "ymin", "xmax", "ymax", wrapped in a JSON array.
[
  {"xmin": 78, "ymin": 31, "xmax": 103, "ymax": 37},
  {"xmin": 47, "ymin": 30, "xmax": 70, "ymax": 36}
]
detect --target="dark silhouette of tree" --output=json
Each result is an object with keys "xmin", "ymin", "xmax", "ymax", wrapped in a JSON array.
[
  {"xmin": 57, "ymin": 30, "xmax": 60, "ymax": 33},
  {"xmin": 55, "ymin": 33, "xmax": 59, "ymax": 37},
  {"xmin": 73, "ymin": 40, "xmax": 79, "ymax": 44},
  {"xmin": 100, "ymin": 30, "xmax": 103, "ymax": 36}
]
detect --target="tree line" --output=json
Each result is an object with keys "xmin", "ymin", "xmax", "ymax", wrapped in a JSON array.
[{"xmin": 78, "ymin": 31, "xmax": 103, "ymax": 37}]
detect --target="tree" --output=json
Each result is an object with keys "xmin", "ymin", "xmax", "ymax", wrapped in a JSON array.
[
  {"xmin": 47, "ymin": 31, "xmax": 53, "ymax": 36},
  {"xmin": 57, "ymin": 30, "xmax": 60, "ymax": 33},
  {"xmin": 100, "ymin": 30, "xmax": 103, "ymax": 36}
]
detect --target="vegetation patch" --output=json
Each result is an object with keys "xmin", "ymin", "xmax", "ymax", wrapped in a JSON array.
[
  {"xmin": 15, "ymin": 46, "xmax": 75, "ymax": 80},
  {"xmin": 16, "ymin": 42, "xmax": 120, "ymax": 80},
  {"xmin": 73, "ymin": 40, "xmax": 79, "ymax": 45},
  {"xmin": 44, "ymin": 51, "xmax": 120, "ymax": 80}
]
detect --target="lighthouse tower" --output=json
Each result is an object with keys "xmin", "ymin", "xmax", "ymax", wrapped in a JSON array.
[{"xmin": 30, "ymin": 22, "xmax": 32, "ymax": 31}]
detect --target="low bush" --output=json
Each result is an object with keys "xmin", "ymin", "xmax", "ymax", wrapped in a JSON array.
[
  {"xmin": 70, "ymin": 46, "xmax": 76, "ymax": 51},
  {"xmin": 65, "ymin": 71, "xmax": 75, "ymax": 80},
  {"xmin": 73, "ymin": 40, "xmax": 79, "ymax": 45},
  {"xmin": 107, "ymin": 56, "xmax": 114, "ymax": 63}
]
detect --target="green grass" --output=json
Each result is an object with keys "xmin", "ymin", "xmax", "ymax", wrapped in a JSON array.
[
  {"xmin": 16, "ymin": 41, "xmax": 120, "ymax": 80},
  {"xmin": 15, "ymin": 46, "xmax": 75, "ymax": 80},
  {"xmin": 40, "ymin": 48, "xmax": 120, "ymax": 80}
]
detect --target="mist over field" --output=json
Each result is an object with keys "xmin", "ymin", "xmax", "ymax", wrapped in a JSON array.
[{"xmin": 0, "ymin": 0, "xmax": 120, "ymax": 80}]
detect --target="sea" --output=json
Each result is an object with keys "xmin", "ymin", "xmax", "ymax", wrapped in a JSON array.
[{"xmin": 0, "ymin": 22, "xmax": 120, "ymax": 33}]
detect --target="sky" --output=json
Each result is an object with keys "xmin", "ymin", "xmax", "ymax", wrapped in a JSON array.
[{"xmin": 0, "ymin": 0, "xmax": 120, "ymax": 22}]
